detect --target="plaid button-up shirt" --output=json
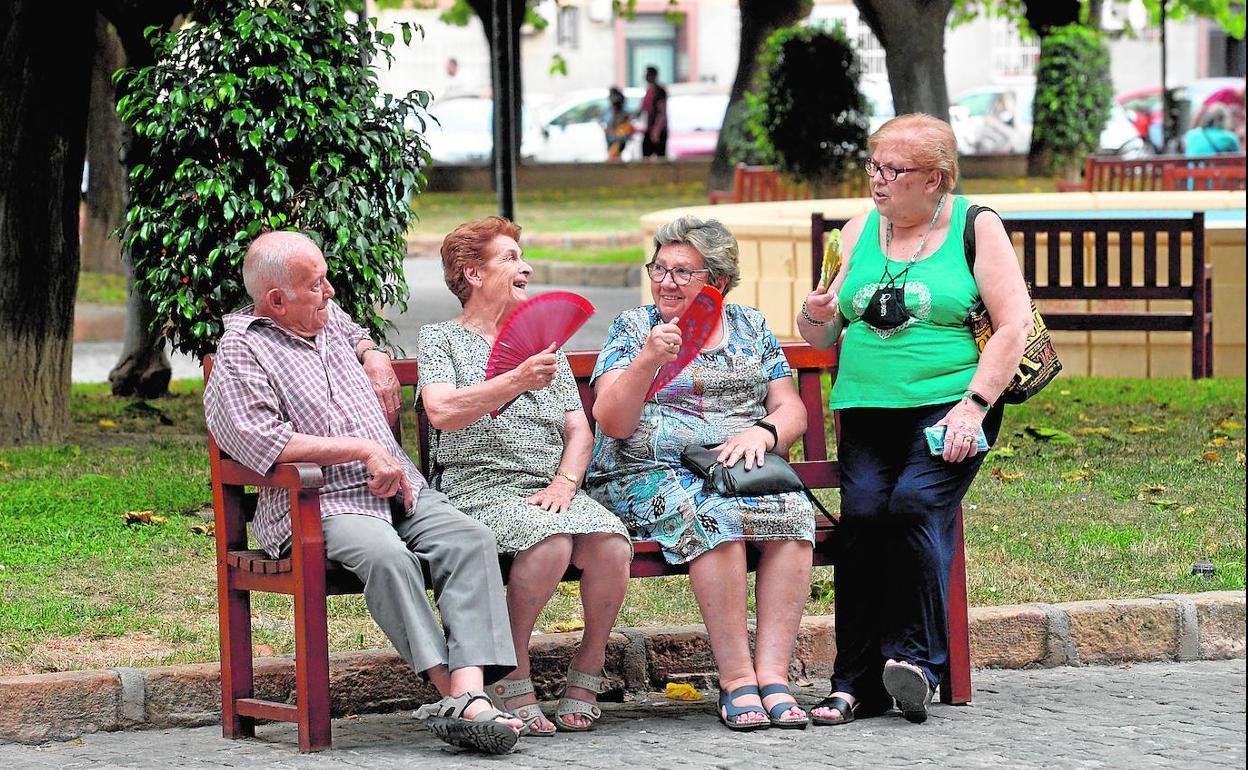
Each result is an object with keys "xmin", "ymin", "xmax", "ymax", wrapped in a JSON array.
[{"xmin": 204, "ymin": 301, "xmax": 425, "ymax": 557}]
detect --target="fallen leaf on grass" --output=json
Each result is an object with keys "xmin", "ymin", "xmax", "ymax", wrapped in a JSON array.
[
  {"xmin": 190, "ymin": 523, "xmax": 215, "ymax": 536},
  {"xmin": 988, "ymin": 445, "xmax": 1015, "ymax": 459},
  {"xmin": 1218, "ymin": 419, "xmax": 1241, "ymax": 431},
  {"xmin": 664, "ymin": 683, "xmax": 702, "ymax": 701},
  {"xmin": 1145, "ymin": 499, "xmax": 1179, "ymax": 509},
  {"xmin": 0, "ymin": 459, "xmax": 9, "ymax": 470},
  {"xmin": 1074, "ymin": 427, "xmax": 1112, "ymax": 436},
  {"xmin": 98, "ymin": 419, "xmax": 117, "ymax": 428},
  {"xmin": 1208, "ymin": 436, "xmax": 1230, "ymax": 447},
  {"xmin": 123, "ymin": 510, "xmax": 167, "ymax": 525},
  {"xmin": 557, "ymin": 583, "xmax": 581, "ymax": 597},
  {"xmin": 1025, "ymin": 426, "xmax": 1075, "ymax": 444},
  {"xmin": 991, "ymin": 467, "xmax": 1025, "ymax": 482},
  {"xmin": 1201, "ymin": 451, "xmax": 1221, "ymax": 464},
  {"xmin": 1237, "ymin": 451, "xmax": 1245, "ymax": 465},
  {"xmin": 1127, "ymin": 424, "xmax": 1167, "ymax": 434},
  {"xmin": 546, "ymin": 620, "xmax": 585, "ymax": 633},
  {"xmin": 1062, "ymin": 469, "xmax": 1091, "ymax": 482},
  {"xmin": 1138, "ymin": 483, "xmax": 1168, "ymax": 494},
  {"xmin": 1182, "ymin": 506, "xmax": 1197, "ymax": 516}
]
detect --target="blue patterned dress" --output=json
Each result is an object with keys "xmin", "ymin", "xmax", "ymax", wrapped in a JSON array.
[{"xmin": 585, "ymin": 304, "xmax": 815, "ymax": 565}]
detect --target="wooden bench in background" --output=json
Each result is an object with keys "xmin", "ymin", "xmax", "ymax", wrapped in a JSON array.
[
  {"xmin": 708, "ymin": 163, "xmax": 813, "ymax": 204},
  {"xmin": 812, "ymin": 211, "xmax": 1212, "ymax": 378},
  {"xmin": 1161, "ymin": 163, "xmax": 1248, "ymax": 191},
  {"xmin": 1059, "ymin": 153, "xmax": 1245, "ymax": 192},
  {"xmin": 206, "ymin": 342, "xmax": 975, "ymax": 752}
]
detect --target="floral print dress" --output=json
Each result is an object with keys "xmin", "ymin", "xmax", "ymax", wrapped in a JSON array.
[
  {"xmin": 585, "ymin": 304, "xmax": 815, "ymax": 565},
  {"xmin": 416, "ymin": 321, "xmax": 628, "ymax": 554}
]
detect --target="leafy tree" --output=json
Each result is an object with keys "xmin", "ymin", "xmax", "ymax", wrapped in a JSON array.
[
  {"xmin": 117, "ymin": 0, "xmax": 430, "ymax": 361},
  {"xmin": 746, "ymin": 23, "xmax": 869, "ymax": 187},
  {"xmin": 1031, "ymin": 24, "xmax": 1113, "ymax": 178}
]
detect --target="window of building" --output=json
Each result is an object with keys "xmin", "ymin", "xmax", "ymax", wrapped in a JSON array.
[{"xmin": 557, "ymin": 5, "xmax": 580, "ymax": 49}]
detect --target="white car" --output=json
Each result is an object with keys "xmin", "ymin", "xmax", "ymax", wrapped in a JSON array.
[
  {"xmin": 534, "ymin": 88, "xmax": 645, "ymax": 163},
  {"xmin": 950, "ymin": 84, "xmax": 1035, "ymax": 155},
  {"xmin": 421, "ymin": 96, "xmax": 541, "ymax": 165}
]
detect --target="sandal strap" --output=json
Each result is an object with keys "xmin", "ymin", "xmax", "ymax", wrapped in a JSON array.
[
  {"xmin": 489, "ymin": 676, "xmax": 537, "ymax": 703},
  {"xmin": 556, "ymin": 696, "xmax": 602, "ymax": 720},
  {"xmin": 718, "ymin": 684, "xmax": 767, "ymax": 720},
  {"xmin": 759, "ymin": 682, "xmax": 802, "ymax": 720},
  {"xmin": 565, "ymin": 668, "xmax": 608, "ymax": 694},
  {"xmin": 415, "ymin": 690, "xmax": 511, "ymax": 723}
]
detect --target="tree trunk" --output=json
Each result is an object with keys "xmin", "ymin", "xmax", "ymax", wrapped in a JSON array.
[
  {"xmin": 82, "ymin": 12, "xmax": 126, "ymax": 275},
  {"xmin": 854, "ymin": 0, "xmax": 955, "ymax": 119},
  {"xmin": 709, "ymin": 0, "xmax": 809, "ymax": 191},
  {"xmin": 0, "ymin": 3, "xmax": 95, "ymax": 446},
  {"xmin": 467, "ymin": 0, "xmax": 525, "ymax": 168}
]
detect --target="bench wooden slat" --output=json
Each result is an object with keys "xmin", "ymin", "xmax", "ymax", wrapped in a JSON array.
[{"xmin": 1072, "ymin": 154, "xmax": 1245, "ymax": 192}]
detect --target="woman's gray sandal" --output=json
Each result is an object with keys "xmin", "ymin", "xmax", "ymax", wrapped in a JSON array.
[
  {"xmin": 414, "ymin": 689, "xmax": 520, "ymax": 754},
  {"xmin": 554, "ymin": 668, "xmax": 607, "ymax": 732},
  {"xmin": 489, "ymin": 676, "xmax": 556, "ymax": 737}
]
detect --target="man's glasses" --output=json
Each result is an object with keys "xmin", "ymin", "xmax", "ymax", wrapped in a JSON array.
[
  {"xmin": 864, "ymin": 158, "xmax": 923, "ymax": 182},
  {"xmin": 645, "ymin": 261, "xmax": 711, "ymax": 286}
]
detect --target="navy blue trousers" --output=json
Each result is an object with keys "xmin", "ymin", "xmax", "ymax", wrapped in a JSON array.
[{"xmin": 831, "ymin": 401, "xmax": 1002, "ymax": 705}]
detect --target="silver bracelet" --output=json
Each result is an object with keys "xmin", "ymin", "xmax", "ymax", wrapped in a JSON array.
[{"xmin": 800, "ymin": 301, "xmax": 829, "ymax": 327}]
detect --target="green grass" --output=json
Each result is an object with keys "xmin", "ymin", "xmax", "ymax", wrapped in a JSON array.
[
  {"xmin": 76, "ymin": 272, "xmax": 129, "ymax": 306},
  {"xmin": 3, "ymin": 380, "xmax": 1240, "ymax": 675},
  {"xmin": 522, "ymin": 245, "xmax": 646, "ymax": 265}
]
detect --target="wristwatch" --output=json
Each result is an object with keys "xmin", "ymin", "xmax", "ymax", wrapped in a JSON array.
[
  {"xmin": 360, "ymin": 345, "xmax": 393, "ymax": 363},
  {"xmin": 754, "ymin": 419, "xmax": 779, "ymax": 449},
  {"xmin": 963, "ymin": 390, "xmax": 992, "ymax": 410},
  {"xmin": 554, "ymin": 470, "xmax": 579, "ymax": 486}
]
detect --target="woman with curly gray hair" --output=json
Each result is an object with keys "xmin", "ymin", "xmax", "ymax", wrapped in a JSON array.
[{"xmin": 585, "ymin": 215, "xmax": 815, "ymax": 732}]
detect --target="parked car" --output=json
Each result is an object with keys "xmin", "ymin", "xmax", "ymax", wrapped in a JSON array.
[
  {"xmin": 1117, "ymin": 78, "xmax": 1245, "ymax": 152},
  {"xmin": 949, "ymin": 83, "xmax": 1035, "ymax": 155},
  {"xmin": 534, "ymin": 88, "xmax": 644, "ymax": 163},
  {"xmin": 533, "ymin": 86, "xmax": 728, "ymax": 163},
  {"xmin": 422, "ymin": 96, "xmax": 541, "ymax": 165}
]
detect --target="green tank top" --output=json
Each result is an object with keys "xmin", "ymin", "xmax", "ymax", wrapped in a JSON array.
[{"xmin": 829, "ymin": 195, "xmax": 981, "ymax": 409}]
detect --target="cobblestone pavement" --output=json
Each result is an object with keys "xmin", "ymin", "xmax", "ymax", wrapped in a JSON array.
[{"xmin": 3, "ymin": 659, "xmax": 1243, "ymax": 769}]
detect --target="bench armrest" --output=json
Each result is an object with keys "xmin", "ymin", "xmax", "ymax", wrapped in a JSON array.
[
  {"xmin": 218, "ymin": 459, "xmax": 325, "ymax": 491},
  {"xmin": 707, "ymin": 189, "xmax": 737, "ymax": 204}
]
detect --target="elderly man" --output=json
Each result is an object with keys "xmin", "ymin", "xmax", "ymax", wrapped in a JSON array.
[{"xmin": 203, "ymin": 230, "xmax": 521, "ymax": 754}]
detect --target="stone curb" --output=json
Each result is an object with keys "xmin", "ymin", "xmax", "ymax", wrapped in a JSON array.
[
  {"xmin": 408, "ymin": 231, "xmax": 644, "ymax": 288},
  {"xmin": 1, "ymin": 591, "xmax": 1242, "ymax": 745}
]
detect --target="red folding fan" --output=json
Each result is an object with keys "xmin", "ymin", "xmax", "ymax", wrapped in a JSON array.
[
  {"xmin": 645, "ymin": 285, "xmax": 723, "ymax": 401},
  {"xmin": 485, "ymin": 291, "xmax": 596, "ymax": 416}
]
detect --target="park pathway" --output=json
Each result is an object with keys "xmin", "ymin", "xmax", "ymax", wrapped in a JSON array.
[{"xmin": 2, "ymin": 659, "xmax": 1243, "ymax": 769}]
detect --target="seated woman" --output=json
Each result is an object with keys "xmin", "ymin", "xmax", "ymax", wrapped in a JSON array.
[
  {"xmin": 417, "ymin": 217, "xmax": 632, "ymax": 735},
  {"xmin": 585, "ymin": 215, "xmax": 815, "ymax": 732}
]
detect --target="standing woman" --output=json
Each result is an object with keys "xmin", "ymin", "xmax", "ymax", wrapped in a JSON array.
[
  {"xmin": 798, "ymin": 114, "xmax": 1031, "ymax": 725},
  {"xmin": 417, "ymin": 217, "xmax": 632, "ymax": 735},
  {"xmin": 587, "ymin": 215, "xmax": 814, "ymax": 731}
]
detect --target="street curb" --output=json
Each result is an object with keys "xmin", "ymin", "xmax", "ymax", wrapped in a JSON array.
[
  {"xmin": 408, "ymin": 231, "xmax": 644, "ymax": 288},
  {"xmin": 1, "ymin": 591, "xmax": 1242, "ymax": 745}
]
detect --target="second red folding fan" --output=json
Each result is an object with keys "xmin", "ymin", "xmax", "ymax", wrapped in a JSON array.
[
  {"xmin": 646, "ymin": 285, "xmax": 723, "ymax": 400},
  {"xmin": 485, "ymin": 291, "xmax": 596, "ymax": 416}
]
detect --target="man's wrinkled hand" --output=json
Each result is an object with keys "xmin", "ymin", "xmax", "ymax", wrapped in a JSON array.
[
  {"xmin": 363, "ymin": 445, "xmax": 412, "ymax": 508},
  {"xmin": 362, "ymin": 351, "xmax": 401, "ymax": 419}
]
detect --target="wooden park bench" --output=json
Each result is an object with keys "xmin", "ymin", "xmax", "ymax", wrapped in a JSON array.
[
  {"xmin": 812, "ymin": 210, "xmax": 1212, "ymax": 378},
  {"xmin": 708, "ymin": 164, "xmax": 813, "ymax": 204},
  {"xmin": 1161, "ymin": 163, "xmax": 1247, "ymax": 191},
  {"xmin": 1061, "ymin": 153, "xmax": 1245, "ymax": 192},
  {"xmin": 206, "ymin": 343, "xmax": 975, "ymax": 752}
]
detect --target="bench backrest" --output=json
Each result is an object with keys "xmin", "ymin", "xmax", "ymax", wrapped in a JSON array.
[
  {"xmin": 393, "ymin": 342, "xmax": 841, "ymax": 490},
  {"xmin": 1082, "ymin": 153, "xmax": 1246, "ymax": 192},
  {"xmin": 1161, "ymin": 163, "xmax": 1247, "ymax": 191},
  {"xmin": 812, "ymin": 211, "xmax": 1206, "ymax": 299}
]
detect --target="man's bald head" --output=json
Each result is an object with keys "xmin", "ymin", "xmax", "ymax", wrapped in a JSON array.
[{"xmin": 242, "ymin": 231, "xmax": 323, "ymax": 303}]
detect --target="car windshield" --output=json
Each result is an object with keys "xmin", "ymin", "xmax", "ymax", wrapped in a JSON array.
[
  {"xmin": 667, "ymin": 95, "xmax": 727, "ymax": 132},
  {"xmin": 957, "ymin": 92, "xmax": 997, "ymax": 117}
]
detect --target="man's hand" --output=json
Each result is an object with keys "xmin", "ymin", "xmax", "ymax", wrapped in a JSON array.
[
  {"xmin": 527, "ymin": 476, "xmax": 576, "ymax": 513},
  {"xmin": 362, "ymin": 441, "xmax": 415, "ymax": 512},
  {"xmin": 510, "ymin": 343, "xmax": 559, "ymax": 393},
  {"xmin": 362, "ymin": 349, "xmax": 401, "ymax": 420}
]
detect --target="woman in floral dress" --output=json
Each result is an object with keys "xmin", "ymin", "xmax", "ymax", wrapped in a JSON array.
[
  {"xmin": 417, "ymin": 217, "xmax": 631, "ymax": 735},
  {"xmin": 586, "ymin": 215, "xmax": 815, "ymax": 731}
]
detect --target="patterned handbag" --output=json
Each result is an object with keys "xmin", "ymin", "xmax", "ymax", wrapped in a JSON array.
[{"xmin": 963, "ymin": 205, "xmax": 1063, "ymax": 404}]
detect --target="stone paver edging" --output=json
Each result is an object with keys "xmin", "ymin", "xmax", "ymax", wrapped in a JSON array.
[{"xmin": 1, "ymin": 591, "xmax": 1242, "ymax": 745}]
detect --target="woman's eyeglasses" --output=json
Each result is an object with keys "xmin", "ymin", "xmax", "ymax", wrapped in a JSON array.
[
  {"xmin": 646, "ymin": 262, "xmax": 711, "ymax": 286},
  {"xmin": 864, "ymin": 158, "xmax": 922, "ymax": 182}
]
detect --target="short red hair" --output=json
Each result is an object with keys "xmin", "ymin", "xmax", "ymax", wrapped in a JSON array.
[{"xmin": 440, "ymin": 216, "xmax": 523, "ymax": 305}]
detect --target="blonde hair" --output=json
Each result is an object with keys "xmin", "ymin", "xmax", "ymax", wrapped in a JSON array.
[{"xmin": 868, "ymin": 113, "xmax": 959, "ymax": 193}]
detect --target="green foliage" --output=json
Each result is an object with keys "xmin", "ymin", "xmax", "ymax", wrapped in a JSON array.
[
  {"xmin": 1032, "ymin": 24, "xmax": 1113, "ymax": 175},
  {"xmin": 746, "ymin": 23, "xmax": 868, "ymax": 185},
  {"xmin": 117, "ymin": 0, "xmax": 430, "ymax": 360}
]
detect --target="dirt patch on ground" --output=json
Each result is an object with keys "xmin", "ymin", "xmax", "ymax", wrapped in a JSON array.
[{"xmin": 5, "ymin": 633, "xmax": 179, "ymax": 676}]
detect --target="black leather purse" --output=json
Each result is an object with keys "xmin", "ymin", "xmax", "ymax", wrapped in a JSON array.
[{"xmin": 680, "ymin": 445, "xmax": 830, "ymax": 517}]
